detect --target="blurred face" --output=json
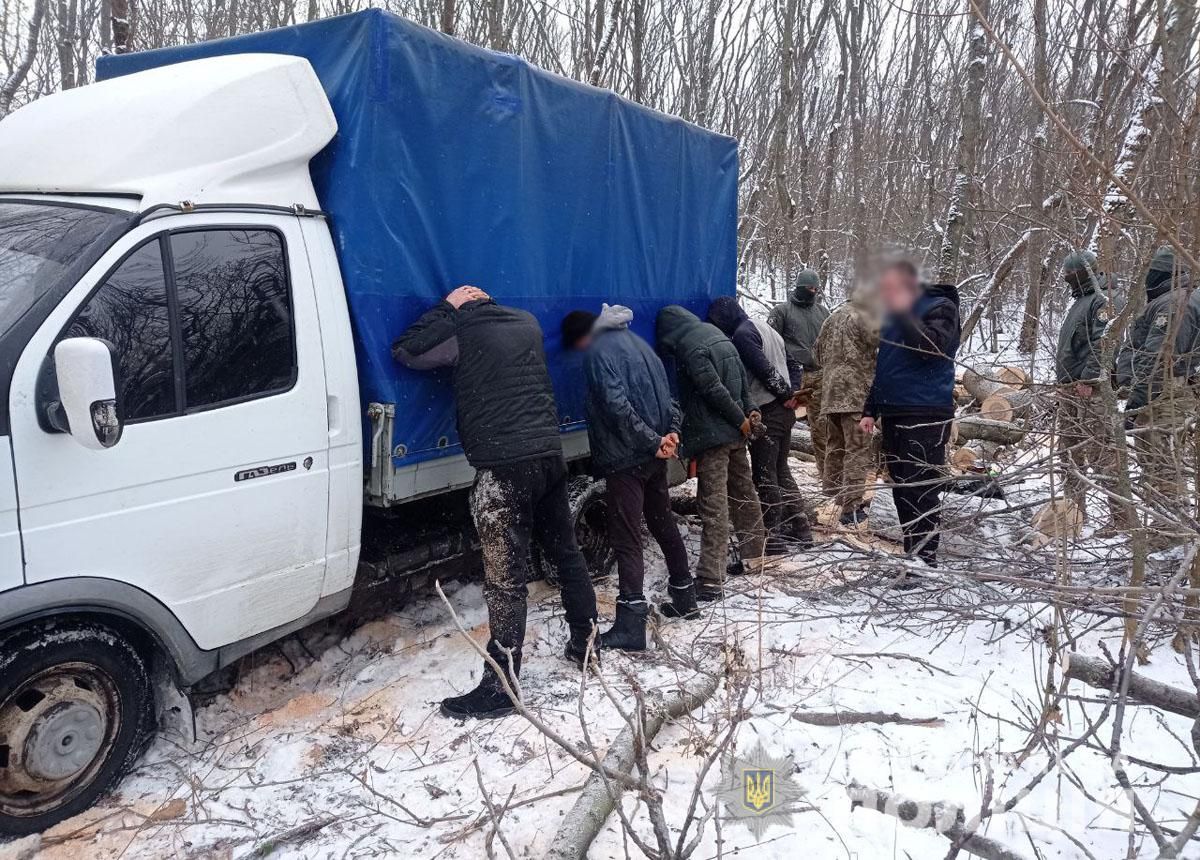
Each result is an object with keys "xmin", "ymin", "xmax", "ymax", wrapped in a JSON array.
[
  {"xmin": 571, "ymin": 333, "xmax": 593, "ymax": 351},
  {"xmin": 877, "ymin": 265, "xmax": 919, "ymax": 314}
]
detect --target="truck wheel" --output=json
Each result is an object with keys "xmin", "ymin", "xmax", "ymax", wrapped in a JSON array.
[
  {"xmin": 0, "ymin": 623, "xmax": 154, "ymax": 836},
  {"xmin": 535, "ymin": 476, "xmax": 616, "ymax": 586}
]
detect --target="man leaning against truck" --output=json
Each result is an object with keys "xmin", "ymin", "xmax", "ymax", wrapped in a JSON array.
[{"xmin": 393, "ymin": 285, "xmax": 599, "ymax": 720}]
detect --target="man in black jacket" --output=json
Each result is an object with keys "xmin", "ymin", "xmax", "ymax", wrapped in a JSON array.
[
  {"xmin": 562, "ymin": 304, "xmax": 697, "ymax": 650},
  {"xmin": 394, "ymin": 286, "xmax": 598, "ymax": 719},
  {"xmin": 707, "ymin": 296, "xmax": 813, "ymax": 552},
  {"xmin": 859, "ymin": 261, "xmax": 961, "ymax": 567}
]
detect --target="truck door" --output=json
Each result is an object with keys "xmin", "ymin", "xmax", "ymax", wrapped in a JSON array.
[{"xmin": 8, "ymin": 213, "xmax": 331, "ymax": 650}]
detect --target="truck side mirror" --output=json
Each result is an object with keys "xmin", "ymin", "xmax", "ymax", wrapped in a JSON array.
[{"xmin": 53, "ymin": 337, "xmax": 123, "ymax": 450}]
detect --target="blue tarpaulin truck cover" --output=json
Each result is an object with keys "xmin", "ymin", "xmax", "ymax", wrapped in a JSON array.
[{"xmin": 98, "ymin": 10, "xmax": 738, "ymax": 470}]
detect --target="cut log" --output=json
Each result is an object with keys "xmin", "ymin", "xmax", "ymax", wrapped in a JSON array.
[
  {"xmin": 790, "ymin": 426, "xmax": 814, "ymax": 455},
  {"xmin": 950, "ymin": 446, "xmax": 981, "ymax": 472},
  {"xmin": 955, "ymin": 415, "xmax": 1024, "ymax": 445},
  {"xmin": 996, "ymin": 365, "xmax": 1031, "ymax": 390},
  {"xmin": 545, "ymin": 673, "xmax": 720, "ymax": 860},
  {"xmin": 953, "ymin": 383, "xmax": 974, "ymax": 407},
  {"xmin": 962, "ymin": 363, "xmax": 1031, "ymax": 400},
  {"xmin": 1025, "ymin": 499, "xmax": 1082, "ymax": 548},
  {"xmin": 978, "ymin": 386, "xmax": 1032, "ymax": 423},
  {"xmin": 1064, "ymin": 654, "xmax": 1200, "ymax": 718}
]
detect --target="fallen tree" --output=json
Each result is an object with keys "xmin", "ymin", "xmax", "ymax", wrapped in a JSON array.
[
  {"xmin": 847, "ymin": 782, "xmax": 1030, "ymax": 860},
  {"xmin": 790, "ymin": 425, "xmax": 814, "ymax": 455},
  {"xmin": 544, "ymin": 672, "xmax": 721, "ymax": 860},
  {"xmin": 1064, "ymin": 654, "xmax": 1200, "ymax": 718}
]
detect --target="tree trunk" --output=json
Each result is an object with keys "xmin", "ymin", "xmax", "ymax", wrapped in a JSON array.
[
  {"xmin": 0, "ymin": 0, "xmax": 48, "ymax": 116},
  {"xmin": 936, "ymin": 0, "xmax": 989, "ymax": 284}
]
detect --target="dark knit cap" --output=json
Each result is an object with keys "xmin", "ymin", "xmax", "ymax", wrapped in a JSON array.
[{"xmin": 561, "ymin": 309, "xmax": 598, "ymax": 349}]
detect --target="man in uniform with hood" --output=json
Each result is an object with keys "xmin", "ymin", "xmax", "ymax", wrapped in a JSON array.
[
  {"xmin": 561, "ymin": 304, "xmax": 698, "ymax": 650},
  {"xmin": 394, "ymin": 286, "xmax": 598, "ymax": 720},
  {"xmin": 814, "ymin": 282, "xmax": 880, "ymax": 526},
  {"xmin": 1116, "ymin": 246, "xmax": 1200, "ymax": 521},
  {"xmin": 769, "ymin": 270, "xmax": 831, "ymax": 487},
  {"xmin": 656, "ymin": 305, "xmax": 767, "ymax": 601},
  {"xmin": 707, "ymin": 296, "xmax": 814, "ymax": 552},
  {"xmin": 1054, "ymin": 250, "xmax": 1127, "ymax": 534}
]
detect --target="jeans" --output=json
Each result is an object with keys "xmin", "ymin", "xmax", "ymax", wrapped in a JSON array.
[
  {"xmin": 470, "ymin": 454, "xmax": 597, "ymax": 668},
  {"xmin": 605, "ymin": 459, "xmax": 691, "ymax": 598},
  {"xmin": 880, "ymin": 414, "xmax": 951, "ymax": 562}
]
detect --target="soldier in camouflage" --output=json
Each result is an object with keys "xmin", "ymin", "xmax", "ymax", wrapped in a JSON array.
[
  {"xmin": 1116, "ymin": 246, "xmax": 1200, "ymax": 524},
  {"xmin": 768, "ymin": 269, "xmax": 832, "ymax": 488},
  {"xmin": 1053, "ymin": 250, "xmax": 1127, "ymax": 535},
  {"xmin": 814, "ymin": 283, "xmax": 880, "ymax": 525}
]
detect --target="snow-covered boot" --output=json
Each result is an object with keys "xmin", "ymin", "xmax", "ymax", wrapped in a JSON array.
[
  {"xmin": 659, "ymin": 580, "xmax": 701, "ymax": 620},
  {"xmin": 600, "ymin": 596, "xmax": 650, "ymax": 651},
  {"xmin": 440, "ymin": 654, "xmax": 521, "ymax": 720}
]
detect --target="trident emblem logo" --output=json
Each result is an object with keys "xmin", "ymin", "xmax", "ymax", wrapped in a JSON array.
[{"xmin": 742, "ymin": 768, "xmax": 775, "ymax": 813}]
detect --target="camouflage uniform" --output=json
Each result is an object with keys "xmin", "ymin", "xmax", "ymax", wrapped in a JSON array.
[
  {"xmin": 814, "ymin": 294, "xmax": 879, "ymax": 514},
  {"xmin": 1053, "ymin": 251, "xmax": 1126, "ymax": 526},
  {"xmin": 768, "ymin": 269, "xmax": 831, "ymax": 487},
  {"xmin": 1116, "ymin": 247, "xmax": 1200, "ymax": 512}
]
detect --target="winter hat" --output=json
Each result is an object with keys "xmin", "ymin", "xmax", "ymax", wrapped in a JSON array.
[
  {"xmin": 1146, "ymin": 245, "xmax": 1183, "ymax": 294},
  {"xmin": 560, "ymin": 309, "xmax": 598, "ymax": 349},
  {"xmin": 793, "ymin": 269, "xmax": 820, "ymax": 292},
  {"xmin": 1062, "ymin": 249, "xmax": 1098, "ymax": 277}
]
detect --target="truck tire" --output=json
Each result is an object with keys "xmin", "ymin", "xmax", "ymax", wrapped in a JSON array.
[
  {"xmin": 535, "ymin": 476, "xmax": 616, "ymax": 586},
  {"xmin": 0, "ymin": 622, "xmax": 155, "ymax": 836}
]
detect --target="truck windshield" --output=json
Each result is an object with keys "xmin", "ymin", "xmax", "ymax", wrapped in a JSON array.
[{"xmin": 0, "ymin": 201, "xmax": 125, "ymax": 336}]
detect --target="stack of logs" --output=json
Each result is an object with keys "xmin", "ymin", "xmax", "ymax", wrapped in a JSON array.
[
  {"xmin": 950, "ymin": 364, "xmax": 1030, "ymax": 472},
  {"xmin": 788, "ymin": 363, "xmax": 1030, "ymax": 472}
]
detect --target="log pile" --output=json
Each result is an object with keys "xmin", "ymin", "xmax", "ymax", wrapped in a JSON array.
[{"xmin": 949, "ymin": 364, "xmax": 1031, "ymax": 473}]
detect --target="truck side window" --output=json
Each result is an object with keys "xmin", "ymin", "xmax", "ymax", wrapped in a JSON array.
[
  {"xmin": 66, "ymin": 241, "xmax": 176, "ymax": 421},
  {"xmin": 170, "ymin": 230, "xmax": 295, "ymax": 409}
]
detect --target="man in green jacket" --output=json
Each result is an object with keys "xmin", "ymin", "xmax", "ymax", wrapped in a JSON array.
[
  {"xmin": 1054, "ymin": 250, "xmax": 1127, "ymax": 534},
  {"xmin": 656, "ymin": 306, "xmax": 766, "ymax": 601},
  {"xmin": 1116, "ymin": 246, "xmax": 1200, "ymax": 517},
  {"xmin": 768, "ymin": 269, "xmax": 831, "ymax": 489}
]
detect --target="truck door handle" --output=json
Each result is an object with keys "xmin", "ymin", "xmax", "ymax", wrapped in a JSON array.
[{"xmin": 327, "ymin": 395, "xmax": 342, "ymax": 436}]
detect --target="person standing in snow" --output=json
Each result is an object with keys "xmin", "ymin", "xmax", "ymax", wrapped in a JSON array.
[
  {"xmin": 394, "ymin": 286, "xmax": 598, "ymax": 719},
  {"xmin": 768, "ymin": 269, "xmax": 831, "ymax": 489},
  {"xmin": 859, "ymin": 260, "xmax": 961, "ymax": 567},
  {"xmin": 561, "ymin": 305, "xmax": 699, "ymax": 648},
  {"xmin": 1116, "ymin": 246, "xmax": 1200, "ymax": 528},
  {"xmin": 814, "ymin": 282, "xmax": 880, "ymax": 527},
  {"xmin": 1053, "ymin": 250, "xmax": 1128, "ymax": 535},
  {"xmin": 707, "ymin": 296, "xmax": 814, "ymax": 552},
  {"xmin": 656, "ymin": 305, "xmax": 767, "ymax": 602}
]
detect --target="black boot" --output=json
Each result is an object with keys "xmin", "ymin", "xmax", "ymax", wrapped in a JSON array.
[
  {"xmin": 600, "ymin": 596, "xmax": 649, "ymax": 651},
  {"xmin": 659, "ymin": 580, "xmax": 700, "ymax": 620},
  {"xmin": 784, "ymin": 515, "xmax": 815, "ymax": 547},
  {"xmin": 694, "ymin": 581, "xmax": 724, "ymax": 603},
  {"xmin": 441, "ymin": 654, "xmax": 520, "ymax": 720},
  {"xmin": 564, "ymin": 621, "xmax": 600, "ymax": 667}
]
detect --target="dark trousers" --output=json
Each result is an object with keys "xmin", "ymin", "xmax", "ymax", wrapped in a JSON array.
[
  {"xmin": 749, "ymin": 401, "xmax": 811, "ymax": 536},
  {"xmin": 469, "ymin": 454, "xmax": 597, "ymax": 670},
  {"xmin": 880, "ymin": 414, "xmax": 951, "ymax": 562},
  {"xmin": 606, "ymin": 459, "xmax": 691, "ymax": 598}
]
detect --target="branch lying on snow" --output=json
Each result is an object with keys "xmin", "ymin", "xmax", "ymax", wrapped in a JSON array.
[
  {"xmin": 545, "ymin": 672, "xmax": 721, "ymax": 860},
  {"xmin": 792, "ymin": 710, "xmax": 944, "ymax": 727},
  {"xmin": 1064, "ymin": 654, "xmax": 1200, "ymax": 719},
  {"xmin": 847, "ymin": 782, "xmax": 1030, "ymax": 860}
]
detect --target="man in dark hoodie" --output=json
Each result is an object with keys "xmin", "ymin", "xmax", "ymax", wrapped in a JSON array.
[
  {"xmin": 1054, "ymin": 250, "xmax": 1127, "ymax": 534},
  {"xmin": 561, "ymin": 304, "xmax": 699, "ymax": 650},
  {"xmin": 394, "ymin": 286, "xmax": 598, "ymax": 720},
  {"xmin": 1116, "ymin": 246, "xmax": 1200, "ymax": 516},
  {"xmin": 656, "ymin": 305, "xmax": 767, "ymax": 600},
  {"xmin": 708, "ymin": 296, "xmax": 814, "ymax": 552},
  {"xmin": 859, "ymin": 260, "xmax": 961, "ymax": 566},
  {"xmin": 769, "ymin": 269, "xmax": 832, "ymax": 488}
]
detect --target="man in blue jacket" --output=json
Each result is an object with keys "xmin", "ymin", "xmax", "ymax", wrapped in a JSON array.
[
  {"xmin": 562, "ymin": 305, "xmax": 699, "ymax": 648},
  {"xmin": 859, "ymin": 260, "xmax": 961, "ymax": 566}
]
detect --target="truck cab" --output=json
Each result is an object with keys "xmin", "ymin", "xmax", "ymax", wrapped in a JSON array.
[{"xmin": 0, "ymin": 56, "xmax": 364, "ymax": 834}]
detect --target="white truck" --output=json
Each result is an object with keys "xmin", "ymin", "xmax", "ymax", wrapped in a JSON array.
[{"xmin": 0, "ymin": 10, "xmax": 737, "ymax": 833}]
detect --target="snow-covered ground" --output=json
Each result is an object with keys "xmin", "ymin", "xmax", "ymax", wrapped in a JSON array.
[{"xmin": 11, "ymin": 458, "xmax": 1198, "ymax": 860}]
